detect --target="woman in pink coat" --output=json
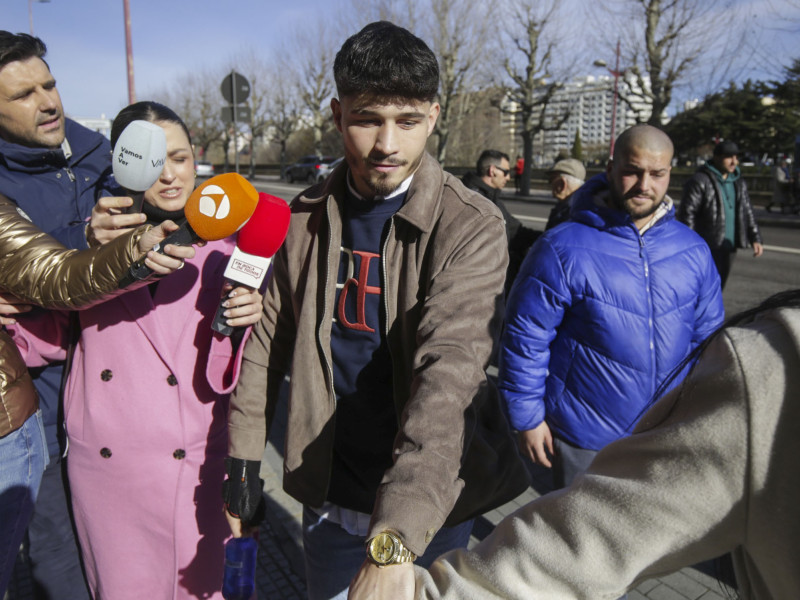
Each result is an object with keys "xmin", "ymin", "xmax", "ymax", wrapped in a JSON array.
[{"xmin": 11, "ymin": 102, "xmax": 264, "ymax": 599}]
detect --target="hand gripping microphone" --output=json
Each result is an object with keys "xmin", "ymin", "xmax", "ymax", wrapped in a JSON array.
[
  {"xmin": 212, "ymin": 192, "xmax": 291, "ymax": 336},
  {"xmin": 112, "ymin": 120, "xmax": 168, "ymax": 214},
  {"xmin": 119, "ymin": 173, "xmax": 259, "ymax": 287}
]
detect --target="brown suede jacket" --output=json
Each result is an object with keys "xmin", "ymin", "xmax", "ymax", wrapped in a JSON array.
[
  {"xmin": 0, "ymin": 194, "xmax": 152, "ymax": 437},
  {"xmin": 228, "ymin": 153, "xmax": 530, "ymax": 556}
]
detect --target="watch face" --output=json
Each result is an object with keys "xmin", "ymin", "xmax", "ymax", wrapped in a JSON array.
[{"xmin": 369, "ymin": 532, "xmax": 399, "ymax": 564}]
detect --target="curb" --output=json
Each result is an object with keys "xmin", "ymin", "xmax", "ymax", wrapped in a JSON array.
[{"xmin": 503, "ymin": 191, "xmax": 800, "ymax": 230}]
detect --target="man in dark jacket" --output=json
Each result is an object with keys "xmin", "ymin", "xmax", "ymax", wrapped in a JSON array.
[
  {"xmin": 461, "ymin": 150, "xmax": 539, "ymax": 293},
  {"xmin": 0, "ymin": 31, "xmax": 140, "ymax": 599},
  {"xmin": 678, "ymin": 140, "xmax": 764, "ymax": 289},
  {"xmin": 499, "ymin": 125, "xmax": 724, "ymax": 490}
]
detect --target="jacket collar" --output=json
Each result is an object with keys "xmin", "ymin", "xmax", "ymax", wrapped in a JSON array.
[
  {"xmin": 571, "ymin": 172, "xmax": 674, "ymax": 234},
  {"xmin": 0, "ymin": 119, "xmax": 105, "ymax": 172},
  {"xmin": 299, "ymin": 152, "xmax": 444, "ymax": 233},
  {"xmin": 461, "ymin": 171, "xmax": 499, "ymax": 203},
  {"xmin": 704, "ymin": 161, "xmax": 740, "ymax": 183}
]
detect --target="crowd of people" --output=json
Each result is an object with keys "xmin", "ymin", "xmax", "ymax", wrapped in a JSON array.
[{"xmin": 0, "ymin": 18, "xmax": 793, "ymax": 600}]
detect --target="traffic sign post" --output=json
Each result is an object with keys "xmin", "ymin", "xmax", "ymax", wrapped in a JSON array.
[
  {"xmin": 221, "ymin": 71, "xmax": 251, "ymax": 174},
  {"xmin": 221, "ymin": 105, "xmax": 252, "ymax": 123}
]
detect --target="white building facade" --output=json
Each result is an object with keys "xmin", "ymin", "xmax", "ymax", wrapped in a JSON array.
[{"xmin": 503, "ymin": 75, "xmax": 658, "ymax": 166}]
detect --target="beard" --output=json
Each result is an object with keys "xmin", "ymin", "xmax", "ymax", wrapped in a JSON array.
[
  {"xmin": 349, "ymin": 150, "xmax": 424, "ymax": 198},
  {"xmin": 610, "ymin": 189, "xmax": 663, "ymax": 222}
]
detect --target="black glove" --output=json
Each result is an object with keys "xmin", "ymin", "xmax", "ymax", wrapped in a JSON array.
[{"xmin": 222, "ymin": 457, "xmax": 265, "ymax": 525}]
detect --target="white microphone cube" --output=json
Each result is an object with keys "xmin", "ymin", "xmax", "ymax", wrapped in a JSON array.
[{"xmin": 223, "ymin": 245, "xmax": 272, "ymax": 289}]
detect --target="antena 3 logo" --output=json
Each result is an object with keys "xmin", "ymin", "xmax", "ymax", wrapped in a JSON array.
[{"xmin": 197, "ymin": 184, "xmax": 231, "ymax": 220}]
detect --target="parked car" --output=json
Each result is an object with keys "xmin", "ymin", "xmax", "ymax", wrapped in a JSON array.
[
  {"xmin": 315, "ymin": 156, "xmax": 344, "ymax": 182},
  {"xmin": 284, "ymin": 155, "xmax": 337, "ymax": 184},
  {"xmin": 195, "ymin": 161, "xmax": 215, "ymax": 177}
]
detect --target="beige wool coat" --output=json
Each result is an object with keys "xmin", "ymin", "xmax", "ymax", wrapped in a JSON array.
[{"xmin": 417, "ymin": 306, "xmax": 800, "ymax": 599}]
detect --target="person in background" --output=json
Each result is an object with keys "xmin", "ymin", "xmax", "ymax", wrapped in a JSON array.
[
  {"xmin": 514, "ymin": 155, "xmax": 524, "ymax": 192},
  {"xmin": 222, "ymin": 21, "xmax": 528, "ymax": 600},
  {"xmin": 544, "ymin": 157, "xmax": 585, "ymax": 230},
  {"xmin": 461, "ymin": 149, "xmax": 539, "ymax": 293},
  {"xmin": 0, "ymin": 30, "xmax": 150, "ymax": 598},
  {"xmin": 0, "ymin": 193, "xmax": 195, "ymax": 597},
  {"xmin": 767, "ymin": 157, "xmax": 794, "ymax": 214},
  {"xmin": 499, "ymin": 125, "xmax": 724, "ymax": 491},
  {"xmin": 415, "ymin": 287, "xmax": 800, "ymax": 599},
  {"xmin": 9, "ymin": 101, "xmax": 263, "ymax": 600},
  {"xmin": 678, "ymin": 140, "xmax": 764, "ymax": 289}
]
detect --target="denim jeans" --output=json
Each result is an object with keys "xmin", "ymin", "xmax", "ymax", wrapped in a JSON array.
[
  {"xmin": 302, "ymin": 505, "xmax": 474, "ymax": 600},
  {"xmin": 16, "ymin": 454, "xmax": 91, "ymax": 599},
  {"xmin": 0, "ymin": 411, "xmax": 48, "ymax": 596}
]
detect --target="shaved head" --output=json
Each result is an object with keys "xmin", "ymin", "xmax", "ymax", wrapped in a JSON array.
[
  {"xmin": 607, "ymin": 125, "xmax": 674, "ymax": 230},
  {"xmin": 613, "ymin": 124, "xmax": 674, "ymax": 164}
]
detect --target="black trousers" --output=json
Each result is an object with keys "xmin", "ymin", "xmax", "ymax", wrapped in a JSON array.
[{"xmin": 710, "ymin": 241, "xmax": 736, "ymax": 290}]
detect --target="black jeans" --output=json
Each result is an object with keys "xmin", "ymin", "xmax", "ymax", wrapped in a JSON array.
[{"xmin": 710, "ymin": 241, "xmax": 736, "ymax": 290}]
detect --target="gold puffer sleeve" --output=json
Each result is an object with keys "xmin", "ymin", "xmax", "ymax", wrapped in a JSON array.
[{"xmin": 0, "ymin": 193, "xmax": 151, "ymax": 309}]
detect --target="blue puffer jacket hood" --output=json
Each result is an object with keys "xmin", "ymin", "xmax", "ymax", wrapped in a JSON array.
[
  {"xmin": 498, "ymin": 173, "xmax": 724, "ymax": 450},
  {"xmin": 0, "ymin": 118, "xmax": 112, "ymax": 250}
]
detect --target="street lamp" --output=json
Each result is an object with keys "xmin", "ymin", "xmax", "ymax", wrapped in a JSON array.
[
  {"xmin": 594, "ymin": 39, "xmax": 622, "ymax": 158},
  {"xmin": 28, "ymin": 0, "xmax": 51, "ymax": 36}
]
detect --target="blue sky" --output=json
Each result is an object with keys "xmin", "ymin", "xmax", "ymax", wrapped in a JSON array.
[{"xmin": 3, "ymin": 0, "xmax": 798, "ymax": 120}]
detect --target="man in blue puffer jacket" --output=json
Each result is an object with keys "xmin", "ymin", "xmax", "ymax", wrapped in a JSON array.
[{"xmin": 499, "ymin": 125, "xmax": 724, "ymax": 489}]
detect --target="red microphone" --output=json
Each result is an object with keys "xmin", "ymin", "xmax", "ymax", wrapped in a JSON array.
[
  {"xmin": 120, "ymin": 173, "xmax": 259, "ymax": 286},
  {"xmin": 211, "ymin": 192, "xmax": 291, "ymax": 335}
]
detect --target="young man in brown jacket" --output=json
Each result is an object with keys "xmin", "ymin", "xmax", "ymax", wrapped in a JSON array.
[{"xmin": 223, "ymin": 21, "xmax": 528, "ymax": 600}]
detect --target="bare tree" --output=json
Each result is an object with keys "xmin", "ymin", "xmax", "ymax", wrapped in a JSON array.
[
  {"xmin": 149, "ymin": 69, "xmax": 226, "ymax": 162},
  {"xmin": 345, "ymin": 0, "xmax": 420, "ymax": 31},
  {"xmin": 226, "ymin": 48, "xmax": 279, "ymax": 178},
  {"xmin": 426, "ymin": 0, "xmax": 490, "ymax": 165},
  {"xmin": 288, "ymin": 20, "xmax": 337, "ymax": 158},
  {"xmin": 592, "ymin": 0, "xmax": 740, "ymax": 125},
  {"xmin": 498, "ymin": 0, "xmax": 569, "ymax": 196},
  {"xmin": 262, "ymin": 57, "xmax": 302, "ymax": 177}
]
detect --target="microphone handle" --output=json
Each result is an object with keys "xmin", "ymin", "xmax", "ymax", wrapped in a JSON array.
[
  {"xmin": 211, "ymin": 278, "xmax": 236, "ymax": 337},
  {"xmin": 125, "ymin": 190, "xmax": 146, "ymax": 214},
  {"xmin": 119, "ymin": 222, "xmax": 199, "ymax": 288}
]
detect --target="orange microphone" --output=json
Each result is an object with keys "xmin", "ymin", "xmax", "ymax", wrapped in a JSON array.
[{"xmin": 120, "ymin": 173, "xmax": 259, "ymax": 285}]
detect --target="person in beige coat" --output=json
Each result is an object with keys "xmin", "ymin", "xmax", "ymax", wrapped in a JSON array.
[
  {"xmin": 413, "ymin": 289, "xmax": 800, "ymax": 599},
  {"xmin": 0, "ymin": 193, "xmax": 193, "ymax": 595}
]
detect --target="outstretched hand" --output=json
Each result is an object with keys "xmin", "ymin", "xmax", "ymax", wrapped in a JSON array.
[
  {"xmin": 137, "ymin": 220, "xmax": 197, "ymax": 276},
  {"xmin": 87, "ymin": 196, "xmax": 146, "ymax": 247},
  {"xmin": 348, "ymin": 560, "xmax": 414, "ymax": 600},
  {"xmin": 0, "ymin": 291, "xmax": 33, "ymax": 325}
]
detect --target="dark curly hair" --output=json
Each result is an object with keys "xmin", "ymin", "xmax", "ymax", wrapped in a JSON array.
[{"xmin": 333, "ymin": 21, "xmax": 439, "ymax": 104}]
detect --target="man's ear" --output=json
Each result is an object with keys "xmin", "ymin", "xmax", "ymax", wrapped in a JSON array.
[
  {"xmin": 331, "ymin": 98, "xmax": 343, "ymax": 132},
  {"xmin": 426, "ymin": 102, "xmax": 440, "ymax": 136}
]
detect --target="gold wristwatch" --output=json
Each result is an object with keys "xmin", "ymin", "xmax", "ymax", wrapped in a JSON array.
[{"xmin": 366, "ymin": 531, "xmax": 416, "ymax": 567}]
